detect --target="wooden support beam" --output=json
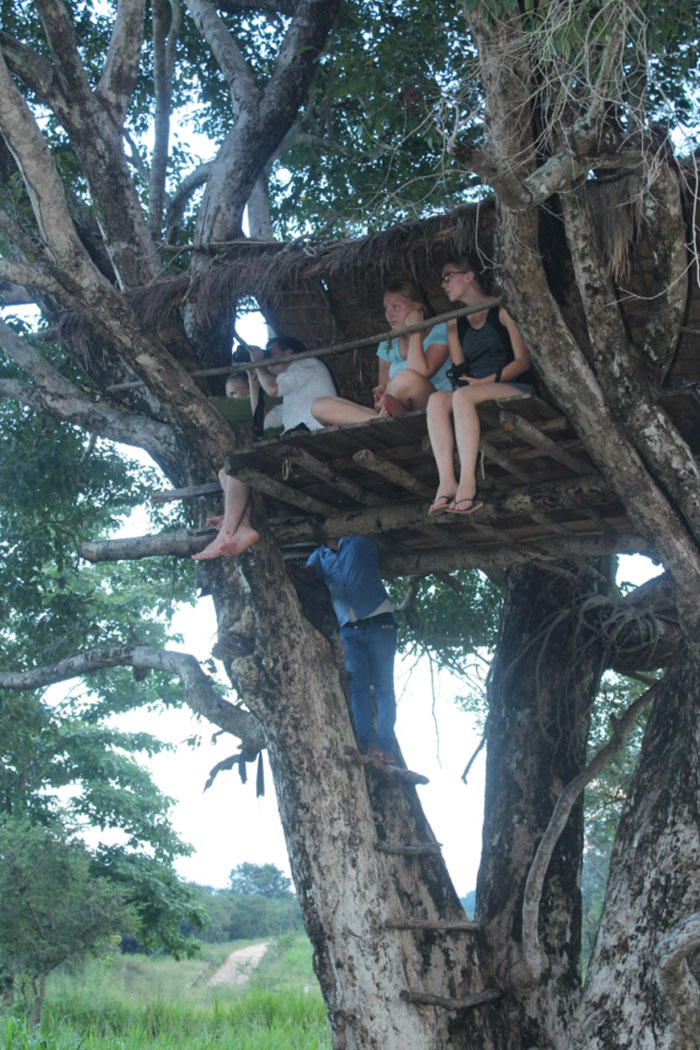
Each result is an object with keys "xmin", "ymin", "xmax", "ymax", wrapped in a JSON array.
[
  {"xmin": 387, "ymin": 919, "xmax": 480, "ymax": 931},
  {"xmin": 416, "ymin": 526, "xmax": 468, "ymax": 547},
  {"xmin": 400, "ymin": 988, "xmax": 502, "ymax": 1011},
  {"xmin": 375, "ymin": 842, "xmax": 443, "ymax": 855},
  {"xmin": 482, "ymin": 415, "xmax": 569, "ymax": 447},
  {"xmin": 527, "ymin": 510, "xmax": 577, "ymax": 537},
  {"xmin": 79, "ymin": 525, "xmax": 646, "ymax": 567},
  {"xmin": 499, "ymin": 410, "xmax": 590, "ymax": 473},
  {"xmin": 352, "ymin": 448, "xmax": 433, "ymax": 498},
  {"xmin": 271, "ymin": 472, "xmax": 613, "ymax": 543},
  {"xmin": 226, "ymin": 461, "xmax": 334, "ymax": 515},
  {"xmin": 464, "ymin": 518, "xmax": 517, "ymax": 544},
  {"xmin": 152, "ymin": 481, "xmax": 221, "ymax": 503},
  {"xmin": 479, "ymin": 438, "xmax": 532, "ymax": 482},
  {"xmin": 279, "ymin": 445, "xmax": 383, "ymax": 505},
  {"xmin": 581, "ymin": 507, "xmax": 619, "ymax": 537},
  {"xmin": 381, "ymin": 532, "xmax": 646, "ymax": 577},
  {"xmin": 81, "ymin": 528, "xmax": 215, "ymax": 561}
]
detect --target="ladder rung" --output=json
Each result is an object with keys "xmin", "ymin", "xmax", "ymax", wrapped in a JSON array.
[
  {"xmin": 387, "ymin": 919, "xmax": 479, "ymax": 932},
  {"xmin": 401, "ymin": 988, "xmax": 501, "ymax": 1010},
  {"xmin": 375, "ymin": 842, "xmax": 443, "ymax": 855}
]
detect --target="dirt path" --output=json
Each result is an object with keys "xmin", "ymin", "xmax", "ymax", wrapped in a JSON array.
[{"xmin": 206, "ymin": 941, "xmax": 270, "ymax": 986}]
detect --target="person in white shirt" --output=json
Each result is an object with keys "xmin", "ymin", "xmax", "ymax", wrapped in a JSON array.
[{"xmin": 193, "ymin": 336, "xmax": 336, "ymax": 560}]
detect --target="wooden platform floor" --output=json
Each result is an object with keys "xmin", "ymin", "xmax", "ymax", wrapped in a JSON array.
[{"xmin": 221, "ymin": 387, "xmax": 700, "ymax": 562}]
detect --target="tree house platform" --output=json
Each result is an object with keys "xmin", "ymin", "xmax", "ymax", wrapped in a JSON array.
[{"xmin": 222, "ymin": 387, "xmax": 700, "ymax": 573}]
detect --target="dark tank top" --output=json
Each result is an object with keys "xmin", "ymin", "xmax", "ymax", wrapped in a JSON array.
[{"xmin": 458, "ymin": 307, "xmax": 536, "ymax": 387}]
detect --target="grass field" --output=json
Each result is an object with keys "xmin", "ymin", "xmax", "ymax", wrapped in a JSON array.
[{"xmin": 1, "ymin": 935, "xmax": 331, "ymax": 1050}]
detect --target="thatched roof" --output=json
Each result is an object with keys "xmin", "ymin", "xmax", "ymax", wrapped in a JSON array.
[{"xmin": 123, "ymin": 173, "xmax": 699, "ymax": 403}]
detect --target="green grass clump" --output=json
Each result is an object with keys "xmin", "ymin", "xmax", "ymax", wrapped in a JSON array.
[{"xmin": 1, "ymin": 936, "xmax": 330, "ymax": 1050}]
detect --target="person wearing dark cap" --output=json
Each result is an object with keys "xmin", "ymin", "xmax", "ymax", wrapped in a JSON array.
[
  {"xmin": 293, "ymin": 536, "xmax": 398, "ymax": 764},
  {"xmin": 193, "ymin": 335, "xmax": 336, "ymax": 561}
]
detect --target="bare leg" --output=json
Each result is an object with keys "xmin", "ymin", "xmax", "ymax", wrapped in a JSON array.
[
  {"xmin": 381, "ymin": 370, "xmax": 436, "ymax": 415},
  {"xmin": 426, "ymin": 390, "xmax": 458, "ymax": 507},
  {"xmin": 451, "ymin": 383, "xmax": 523, "ymax": 507},
  {"xmin": 192, "ymin": 469, "xmax": 260, "ymax": 560},
  {"xmin": 311, "ymin": 396, "xmax": 379, "ymax": 426}
]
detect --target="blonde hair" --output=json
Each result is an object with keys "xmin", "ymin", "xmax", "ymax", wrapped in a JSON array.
[
  {"xmin": 383, "ymin": 279, "xmax": 433, "ymax": 351},
  {"xmin": 383, "ymin": 279, "xmax": 431, "ymax": 318}
]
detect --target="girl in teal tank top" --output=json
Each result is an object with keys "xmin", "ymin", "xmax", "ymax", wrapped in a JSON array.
[{"xmin": 310, "ymin": 279, "xmax": 449, "ymax": 426}]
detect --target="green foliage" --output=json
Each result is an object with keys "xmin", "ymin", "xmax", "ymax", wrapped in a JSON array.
[
  {"xmin": 228, "ymin": 862, "xmax": 292, "ymax": 899},
  {"xmin": 0, "ymin": 816, "xmax": 135, "ymax": 996},
  {"xmin": 92, "ymin": 849, "xmax": 205, "ymax": 959},
  {"xmin": 272, "ymin": 0, "xmax": 484, "ymax": 236},
  {"xmin": 0, "ymin": 935, "xmax": 329, "ymax": 1050},
  {"xmin": 190, "ymin": 879, "xmax": 303, "ymax": 943},
  {"xmin": 0, "ymin": 368, "xmax": 203, "ymax": 992},
  {"xmin": 389, "ymin": 570, "xmax": 501, "ymax": 710}
]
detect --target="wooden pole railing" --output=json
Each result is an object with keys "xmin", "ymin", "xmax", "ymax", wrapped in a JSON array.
[{"xmin": 104, "ymin": 299, "xmax": 501, "ymax": 393}]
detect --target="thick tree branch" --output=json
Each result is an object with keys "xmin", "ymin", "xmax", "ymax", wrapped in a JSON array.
[
  {"xmin": 194, "ymin": 0, "xmax": 340, "ymax": 244},
  {"xmin": 0, "ymin": 32, "xmax": 65, "ymax": 112},
  {"xmin": 97, "ymin": 0, "xmax": 147, "ymax": 126},
  {"xmin": 0, "ymin": 378, "xmax": 176, "ymax": 456},
  {"xmin": 0, "ymin": 318, "xmax": 86, "ymax": 398},
  {"xmin": 35, "ymin": 0, "xmax": 94, "ymax": 107},
  {"xmin": 0, "ymin": 53, "xmax": 237, "ymax": 463},
  {"xmin": 78, "ymin": 522, "xmax": 645, "ymax": 568},
  {"xmin": 0, "ymin": 49, "xmax": 100, "ymax": 281},
  {"xmin": 184, "ymin": 0, "xmax": 260, "ymax": 109},
  {"xmin": 29, "ymin": 2, "xmax": 158, "ymax": 287},
  {"xmin": 0, "ymin": 258, "xmax": 63, "ymax": 298},
  {"xmin": 559, "ymin": 185, "xmax": 700, "ymax": 555},
  {"xmin": 451, "ymin": 134, "xmax": 646, "ymax": 211},
  {"xmin": 0, "ymin": 321, "xmax": 178, "ymax": 456},
  {"xmin": 636, "ymin": 156, "xmax": 688, "ymax": 377},
  {"xmin": 165, "ymin": 161, "xmax": 213, "ymax": 240},
  {"xmin": 0, "ymin": 644, "xmax": 265, "ymax": 751},
  {"xmin": 149, "ymin": 0, "xmax": 183, "ymax": 237},
  {"xmin": 521, "ymin": 679, "xmax": 660, "ymax": 980}
]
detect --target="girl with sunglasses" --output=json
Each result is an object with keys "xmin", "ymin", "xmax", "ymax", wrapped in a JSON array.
[{"xmin": 427, "ymin": 257, "xmax": 535, "ymax": 515}]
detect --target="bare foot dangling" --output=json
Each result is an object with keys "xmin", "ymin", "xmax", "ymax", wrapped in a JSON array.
[{"xmin": 192, "ymin": 525, "xmax": 260, "ymax": 560}]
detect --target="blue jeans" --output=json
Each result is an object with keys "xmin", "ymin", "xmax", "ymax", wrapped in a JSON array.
[{"xmin": 339, "ymin": 614, "xmax": 397, "ymax": 754}]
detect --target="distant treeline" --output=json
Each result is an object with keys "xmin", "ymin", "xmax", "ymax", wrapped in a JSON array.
[{"xmin": 183, "ymin": 863, "xmax": 304, "ymax": 943}]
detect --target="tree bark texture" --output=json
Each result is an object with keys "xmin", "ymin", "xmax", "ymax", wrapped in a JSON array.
[
  {"xmin": 462, "ymin": 6, "xmax": 700, "ymax": 627},
  {"xmin": 202, "ymin": 532, "xmax": 483, "ymax": 1050},
  {"xmin": 474, "ymin": 566, "xmax": 603, "ymax": 1050},
  {"xmin": 572, "ymin": 641, "xmax": 700, "ymax": 1050},
  {"xmin": 3, "ymin": 3, "xmax": 700, "ymax": 1048}
]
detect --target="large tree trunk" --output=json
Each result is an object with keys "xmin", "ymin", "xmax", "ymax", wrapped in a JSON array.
[
  {"xmin": 572, "ymin": 640, "xmax": 700, "ymax": 1050},
  {"xmin": 475, "ymin": 566, "xmax": 603, "ymax": 1050},
  {"xmin": 205, "ymin": 532, "xmax": 484, "ymax": 1050}
]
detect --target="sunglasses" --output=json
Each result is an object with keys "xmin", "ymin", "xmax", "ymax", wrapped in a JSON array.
[{"xmin": 440, "ymin": 270, "xmax": 469, "ymax": 284}]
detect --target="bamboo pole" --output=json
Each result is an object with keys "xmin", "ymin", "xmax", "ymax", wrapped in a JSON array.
[{"xmin": 104, "ymin": 299, "xmax": 501, "ymax": 393}]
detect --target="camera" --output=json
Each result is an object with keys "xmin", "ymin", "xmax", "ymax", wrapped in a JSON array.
[
  {"xmin": 446, "ymin": 362, "xmax": 470, "ymax": 389},
  {"xmin": 231, "ymin": 344, "xmax": 251, "ymax": 364}
]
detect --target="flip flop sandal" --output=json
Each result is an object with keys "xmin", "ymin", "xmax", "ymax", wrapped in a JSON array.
[
  {"xmin": 447, "ymin": 495, "xmax": 485, "ymax": 515},
  {"xmin": 428, "ymin": 494, "xmax": 454, "ymax": 516}
]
